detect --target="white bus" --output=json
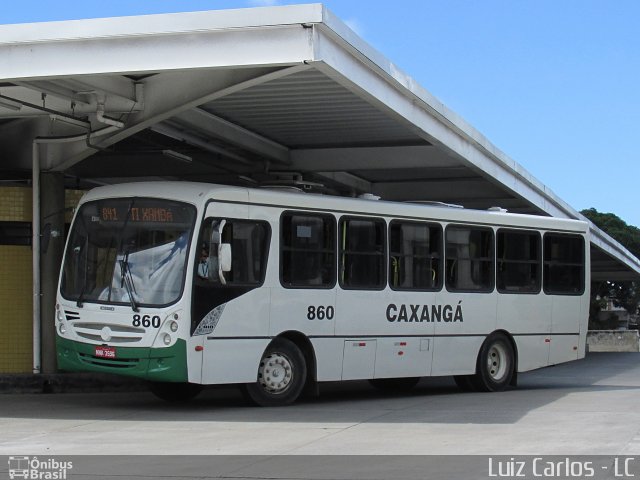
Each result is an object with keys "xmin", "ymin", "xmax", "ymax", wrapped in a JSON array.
[{"xmin": 56, "ymin": 182, "xmax": 589, "ymax": 406}]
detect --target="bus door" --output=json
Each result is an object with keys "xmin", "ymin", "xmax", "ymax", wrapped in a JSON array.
[{"xmin": 192, "ymin": 201, "xmax": 273, "ymax": 384}]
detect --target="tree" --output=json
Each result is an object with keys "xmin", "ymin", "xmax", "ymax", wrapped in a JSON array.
[
  {"xmin": 581, "ymin": 208, "xmax": 640, "ymax": 317},
  {"xmin": 582, "ymin": 208, "xmax": 640, "ymax": 258}
]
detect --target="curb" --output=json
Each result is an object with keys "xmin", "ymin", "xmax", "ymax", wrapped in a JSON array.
[{"xmin": 0, "ymin": 373, "xmax": 146, "ymax": 394}]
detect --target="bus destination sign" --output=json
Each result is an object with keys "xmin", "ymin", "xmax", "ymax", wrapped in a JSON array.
[{"xmin": 100, "ymin": 206, "xmax": 175, "ymax": 223}]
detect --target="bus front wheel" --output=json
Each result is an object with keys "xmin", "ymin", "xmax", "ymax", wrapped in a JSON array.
[
  {"xmin": 243, "ymin": 337, "xmax": 307, "ymax": 407},
  {"xmin": 471, "ymin": 333, "xmax": 515, "ymax": 392}
]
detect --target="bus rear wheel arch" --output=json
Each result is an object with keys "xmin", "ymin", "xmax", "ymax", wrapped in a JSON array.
[{"xmin": 243, "ymin": 337, "xmax": 307, "ymax": 407}]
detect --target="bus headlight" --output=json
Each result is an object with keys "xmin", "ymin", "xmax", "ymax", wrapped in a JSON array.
[
  {"xmin": 162, "ymin": 333, "xmax": 172, "ymax": 345},
  {"xmin": 169, "ymin": 320, "xmax": 179, "ymax": 332},
  {"xmin": 58, "ymin": 323, "xmax": 67, "ymax": 335},
  {"xmin": 56, "ymin": 310, "xmax": 64, "ymax": 322}
]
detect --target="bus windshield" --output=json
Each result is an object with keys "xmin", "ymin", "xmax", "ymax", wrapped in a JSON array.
[{"xmin": 61, "ymin": 198, "xmax": 196, "ymax": 308}]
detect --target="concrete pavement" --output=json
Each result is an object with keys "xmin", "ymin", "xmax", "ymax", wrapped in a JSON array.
[{"xmin": 1, "ymin": 353, "xmax": 639, "ymax": 456}]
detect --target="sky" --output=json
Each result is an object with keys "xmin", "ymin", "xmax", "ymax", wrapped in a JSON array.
[{"xmin": 2, "ymin": 0, "xmax": 638, "ymax": 227}]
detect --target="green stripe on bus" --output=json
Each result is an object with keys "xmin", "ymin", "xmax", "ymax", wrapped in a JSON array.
[{"xmin": 55, "ymin": 335, "xmax": 188, "ymax": 383}]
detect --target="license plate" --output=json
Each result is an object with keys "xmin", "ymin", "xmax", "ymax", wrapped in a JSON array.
[{"xmin": 95, "ymin": 346, "xmax": 116, "ymax": 359}]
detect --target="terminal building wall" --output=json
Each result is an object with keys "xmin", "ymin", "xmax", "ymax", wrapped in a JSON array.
[
  {"xmin": 0, "ymin": 186, "xmax": 85, "ymax": 374},
  {"xmin": 0, "ymin": 187, "xmax": 33, "ymax": 373}
]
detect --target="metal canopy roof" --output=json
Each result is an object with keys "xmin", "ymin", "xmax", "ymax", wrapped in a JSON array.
[{"xmin": 0, "ymin": 4, "xmax": 638, "ymax": 281}]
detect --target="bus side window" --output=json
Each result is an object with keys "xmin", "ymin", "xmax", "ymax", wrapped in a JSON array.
[
  {"xmin": 497, "ymin": 229, "xmax": 541, "ymax": 294},
  {"xmin": 445, "ymin": 225, "xmax": 494, "ymax": 292},
  {"xmin": 339, "ymin": 217, "xmax": 386, "ymax": 290},
  {"xmin": 543, "ymin": 233, "xmax": 585, "ymax": 295},
  {"xmin": 389, "ymin": 220, "xmax": 442, "ymax": 291},
  {"xmin": 196, "ymin": 218, "xmax": 269, "ymax": 287},
  {"xmin": 280, "ymin": 212, "xmax": 336, "ymax": 289}
]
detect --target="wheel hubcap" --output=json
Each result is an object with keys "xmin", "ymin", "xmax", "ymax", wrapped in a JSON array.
[
  {"xmin": 486, "ymin": 343, "xmax": 508, "ymax": 382},
  {"xmin": 258, "ymin": 352, "xmax": 293, "ymax": 394}
]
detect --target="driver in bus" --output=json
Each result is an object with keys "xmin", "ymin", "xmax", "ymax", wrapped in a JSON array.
[
  {"xmin": 198, "ymin": 245, "xmax": 220, "ymax": 282},
  {"xmin": 197, "ymin": 245, "xmax": 209, "ymax": 279}
]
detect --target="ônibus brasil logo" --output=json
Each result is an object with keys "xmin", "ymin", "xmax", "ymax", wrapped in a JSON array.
[{"xmin": 7, "ymin": 456, "xmax": 73, "ymax": 480}]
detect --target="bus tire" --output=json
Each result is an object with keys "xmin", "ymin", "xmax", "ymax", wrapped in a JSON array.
[
  {"xmin": 148, "ymin": 382, "xmax": 203, "ymax": 402},
  {"xmin": 243, "ymin": 337, "xmax": 307, "ymax": 407},
  {"xmin": 471, "ymin": 333, "xmax": 515, "ymax": 392},
  {"xmin": 369, "ymin": 377, "xmax": 420, "ymax": 392}
]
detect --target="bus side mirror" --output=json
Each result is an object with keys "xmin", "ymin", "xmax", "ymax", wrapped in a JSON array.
[{"xmin": 219, "ymin": 243, "xmax": 232, "ymax": 273}]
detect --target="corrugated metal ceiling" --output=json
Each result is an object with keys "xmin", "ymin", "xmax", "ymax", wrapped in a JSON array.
[{"xmin": 203, "ymin": 69, "xmax": 427, "ymax": 149}]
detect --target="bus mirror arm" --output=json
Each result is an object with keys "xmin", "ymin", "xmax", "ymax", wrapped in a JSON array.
[
  {"xmin": 208, "ymin": 220, "xmax": 231, "ymax": 284},
  {"xmin": 209, "ymin": 219, "xmax": 225, "ymax": 246},
  {"xmin": 207, "ymin": 244, "xmax": 231, "ymax": 284}
]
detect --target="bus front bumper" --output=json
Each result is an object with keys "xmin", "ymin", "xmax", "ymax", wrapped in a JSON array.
[{"xmin": 56, "ymin": 335, "xmax": 188, "ymax": 383}]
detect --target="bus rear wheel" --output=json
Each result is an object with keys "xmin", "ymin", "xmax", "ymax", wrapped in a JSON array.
[
  {"xmin": 471, "ymin": 333, "xmax": 515, "ymax": 392},
  {"xmin": 243, "ymin": 337, "xmax": 307, "ymax": 407},
  {"xmin": 148, "ymin": 382, "xmax": 203, "ymax": 402}
]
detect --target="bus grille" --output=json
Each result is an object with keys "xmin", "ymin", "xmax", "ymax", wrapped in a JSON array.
[
  {"xmin": 78, "ymin": 353, "xmax": 140, "ymax": 369},
  {"xmin": 69, "ymin": 318, "xmax": 145, "ymax": 344}
]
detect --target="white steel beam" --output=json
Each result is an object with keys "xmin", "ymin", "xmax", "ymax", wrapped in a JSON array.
[
  {"xmin": 151, "ymin": 123, "xmax": 253, "ymax": 166},
  {"xmin": 13, "ymin": 81, "xmax": 92, "ymax": 106},
  {"xmin": 172, "ymin": 108, "xmax": 290, "ymax": 164},
  {"xmin": 0, "ymin": 10, "xmax": 317, "ymax": 80}
]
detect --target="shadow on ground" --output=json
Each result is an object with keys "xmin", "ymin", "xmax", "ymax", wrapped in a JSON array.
[{"xmin": 0, "ymin": 352, "xmax": 638, "ymax": 426}]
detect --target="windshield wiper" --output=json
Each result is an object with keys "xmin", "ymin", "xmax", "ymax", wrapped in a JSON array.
[
  {"xmin": 115, "ymin": 200, "xmax": 139, "ymax": 312},
  {"xmin": 119, "ymin": 251, "xmax": 139, "ymax": 312},
  {"xmin": 76, "ymin": 282, "xmax": 87, "ymax": 308}
]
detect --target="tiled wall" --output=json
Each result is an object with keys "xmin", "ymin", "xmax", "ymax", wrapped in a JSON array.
[
  {"xmin": 0, "ymin": 187, "xmax": 33, "ymax": 373},
  {"xmin": 0, "ymin": 186, "xmax": 85, "ymax": 373},
  {"xmin": 0, "ymin": 187, "xmax": 32, "ymax": 222}
]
